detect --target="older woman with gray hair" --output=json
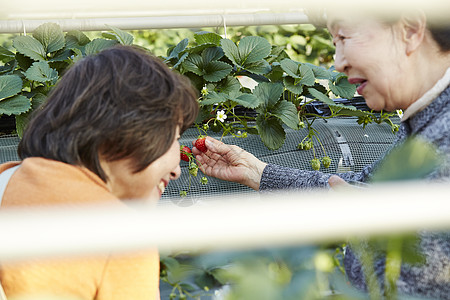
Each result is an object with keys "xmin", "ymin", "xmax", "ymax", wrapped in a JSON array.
[{"xmin": 193, "ymin": 10, "xmax": 450, "ymax": 299}]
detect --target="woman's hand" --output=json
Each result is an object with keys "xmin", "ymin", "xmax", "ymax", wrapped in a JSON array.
[
  {"xmin": 328, "ymin": 175, "xmax": 349, "ymax": 189},
  {"xmin": 192, "ymin": 137, "xmax": 267, "ymax": 190}
]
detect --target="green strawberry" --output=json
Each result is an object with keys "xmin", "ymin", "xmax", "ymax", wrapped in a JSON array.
[
  {"xmin": 322, "ymin": 156, "xmax": 332, "ymax": 168},
  {"xmin": 311, "ymin": 158, "xmax": 321, "ymax": 171},
  {"xmin": 189, "ymin": 162, "xmax": 198, "ymax": 177}
]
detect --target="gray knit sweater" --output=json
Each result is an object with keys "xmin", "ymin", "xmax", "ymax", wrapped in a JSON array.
[{"xmin": 260, "ymin": 86, "xmax": 450, "ymax": 299}]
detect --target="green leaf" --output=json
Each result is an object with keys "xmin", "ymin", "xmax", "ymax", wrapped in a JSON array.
[
  {"xmin": 280, "ymin": 59, "xmax": 300, "ymax": 78},
  {"xmin": 15, "ymin": 52, "xmax": 34, "ymax": 70},
  {"xmin": 221, "ymin": 39, "xmax": 240, "ymax": 67},
  {"xmin": 238, "ymin": 36, "xmax": 271, "ymax": 65},
  {"xmin": 13, "ymin": 36, "xmax": 46, "ymax": 61},
  {"xmin": 371, "ymin": 137, "xmax": 441, "ymax": 182},
  {"xmin": 253, "ymin": 82, "xmax": 284, "ymax": 108},
  {"xmin": 0, "ymin": 75, "xmax": 23, "ymax": 100},
  {"xmin": 189, "ymin": 43, "xmax": 217, "ymax": 54},
  {"xmin": 184, "ymin": 72, "xmax": 203, "ymax": 91},
  {"xmin": 15, "ymin": 93, "xmax": 47, "ymax": 137},
  {"xmin": 0, "ymin": 61, "xmax": 16, "ymax": 76},
  {"xmin": 84, "ymin": 39, "xmax": 118, "ymax": 56},
  {"xmin": 203, "ymin": 61, "xmax": 232, "ymax": 82},
  {"xmin": 160, "ymin": 255, "xmax": 180, "ymax": 270},
  {"xmin": 31, "ymin": 92, "xmax": 47, "ymax": 109},
  {"xmin": 332, "ymin": 106, "xmax": 367, "ymax": 117},
  {"xmin": 0, "ymin": 46, "xmax": 15, "ymax": 63},
  {"xmin": 33, "ymin": 23, "xmax": 65, "ymax": 53},
  {"xmin": 245, "ymin": 60, "xmax": 271, "ymax": 75},
  {"xmin": 172, "ymin": 52, "xmax": 189, "ymax": 69},
  {"xmin": 217, "ymin": 76, "xmax": 240, "ymax": 95},
  {"xmin": 399, "ymin": 235, "xmax": 426, "ymax": 265},
  {"xmin": 299, "ymin": 64, "xmax": 315, "ymax": 86},
  {"xmin": 266, "ymin": 64, "xmax": 284, "ymax": 82},
  {"xmin": 183, "ymin": 49, "xmax": 231, "ymax": 82},
  {"xmin": 202, "ymin": 47, "xmax": 224, "ymax": 64},
  {"xmin": 201, "ymin": 91, "xmax": 227, "ymax": 105},
  {"xmin": 64, "ymin": 36, "xmax": 80, "ymax": 52},
  {"xmin": 71, "ymin": 48, "xmax": 84, "ymax": 63},
  {"xmin": 165, "ymin": 38, "xmax": 188, "ymax": 61},
  {"xmin": 283, "ymin": 77, "xmax": 303, "ymax": 95},
  {"xmin": 305, "ymin": 63, "xmax": 331, "ymax": 80},
  {"xmin": 307, "ymin": 88, "xmax": 335, "ymax": 106},
  {"xmin": 231, "ymin": 93, "xmax": 260, "ymax": 109},
  {"xmin": 272, "ymin": 100, "xmax": 299, "ymax": 129},
  {"xmin": 183, "ymin": 53, "xmax": 204, "ymax": 76},
  {"xmin": 66, "ymin": 30, "xmax": 91, "ymax": 46},
  {"xmin": 329, "ymin": 77, "xmax": 357, "ymax": 100},
  {"xmin": 194, "ymin": 31, "xmax": 222, "ymax": 46},
  {"xmin": 256, "ymin": 116, "xmax": 286, "ymax": 150},
  {"xmin": 105, "ymin": 25, "xmax": 134, "ymax": 45},
  {"xmin": 101, "ymin": 32, "xmax": 117, "ymax": 40},
  {"xmin": 49, "ymin": 48, "xmax": 73, "ymax": 62},
  {"xmin": 0, "ymin": 95, "xmax": 31, "ymax": 115},
  {"xmin": 24, "ymin": 61, "xmax": 58, "ymax": 84}
]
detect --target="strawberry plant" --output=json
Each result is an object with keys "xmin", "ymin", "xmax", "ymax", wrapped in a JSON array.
[
  {"xmin": 1, "ymin": 24, "xmax": 398, "ymax": 170},
  {"xmin": 163, "ymin": 30, "xmax": 398, "ymax": 168},
  {"xmin": 0, "ymin": 23, "xmax": 134, "ymax": 137},
  {"xmin": 178, "ymin": 143, "xmax": 209, "ymax": 197}
]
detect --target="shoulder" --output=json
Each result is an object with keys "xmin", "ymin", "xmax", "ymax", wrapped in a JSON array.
[
  {"xmin": 3, "ymin": 157, "xmax": 117, "ymax": 207},
  {"xmin": 0, "ymin": 161, "xmax": 20, "ymax": 173},
  {"xmin": 415, "ymin": 89, "xmax": 450, "ymax": 144}
]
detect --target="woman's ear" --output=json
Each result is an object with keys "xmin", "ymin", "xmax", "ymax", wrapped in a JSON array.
[{"xmin": 400, "ymin": 10, "xmax": 427, "ymax": 55}]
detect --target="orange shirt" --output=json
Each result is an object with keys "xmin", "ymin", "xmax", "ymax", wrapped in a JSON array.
[{"xmin": 0, "ymin": 157, "xmax": 160, "ymax": 299}]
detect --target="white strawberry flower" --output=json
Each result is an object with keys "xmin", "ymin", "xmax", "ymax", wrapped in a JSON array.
[
  {"xmin": 201, "ymin": 86, "xmax": 209, "ymax": 96},
  {"xmin": 216, "ymin": 110, "xmax": 227, "ymax": 122}
]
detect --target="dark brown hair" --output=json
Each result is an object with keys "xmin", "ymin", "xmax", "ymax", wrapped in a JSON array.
[{"xmin": 18, "ymin": 45, "xmax": 199, "ymax": 181}]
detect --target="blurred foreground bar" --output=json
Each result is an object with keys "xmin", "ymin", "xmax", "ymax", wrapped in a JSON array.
[{"xmin": 0, "ymin": 180, "xmax": 449, "ymax": 262}]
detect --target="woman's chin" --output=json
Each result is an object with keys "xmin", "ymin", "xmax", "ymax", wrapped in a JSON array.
[{"xmin": 365, "ymin": 98, "xmax": 386, "ymax": 112}]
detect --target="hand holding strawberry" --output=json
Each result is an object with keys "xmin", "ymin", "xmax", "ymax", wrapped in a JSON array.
[{"xmin": 191, "ymin": 136, "xmax": 267, "ymax": 190}]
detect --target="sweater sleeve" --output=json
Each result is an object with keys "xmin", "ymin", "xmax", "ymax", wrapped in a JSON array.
[
  {"xmin": 344, "ymin": 232, "xmax": 450, "ymax": 299},
  {"xmin": 259, "ymin": 162, "xmax": 376, "ymax": 191}
]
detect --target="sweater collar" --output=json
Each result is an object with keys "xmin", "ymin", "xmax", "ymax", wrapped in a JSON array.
[
  {"xmin": 407, "ymin": 84, "xmax": 450, "ymax": 135},
  {"xmin": 402, "ymin": 67, "xmax": 450, "ymax": 121}
]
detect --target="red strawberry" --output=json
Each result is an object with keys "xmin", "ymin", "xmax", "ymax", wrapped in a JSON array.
[
  {"xmin": 195, "ymin": 136, "xmax": 207, "ymax": 153},
  {"xmin": 180, "ymin": 145, "xmax": 192, "ymax": 162}
]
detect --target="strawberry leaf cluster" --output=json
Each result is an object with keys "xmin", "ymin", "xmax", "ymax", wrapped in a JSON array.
[{"xmin": 0, "ymin": 23, "xmax": 133, "ymax": 136}]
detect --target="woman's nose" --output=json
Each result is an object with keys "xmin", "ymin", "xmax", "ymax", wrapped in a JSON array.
[
  {"xmin": 333, "ymin": 47, "xmax": 349, "ymax": 74},
  {"xmin": 170, "ymin": 165, "xmax": 181, "ymax": 180}
]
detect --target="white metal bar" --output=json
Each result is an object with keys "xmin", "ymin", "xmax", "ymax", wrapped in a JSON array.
[
  {"xmin": 0, "ymin": 13, "xmax": 310, "ymax": 34},
  {"xmin": 0, "ymin": 181, "xmax": 448, "ymax": 262},
  {"xmin": 1, "ymin": 1, "xmax": 450, "ymax": 33},
  {"xmin": 2, "ymin": 0, "xmax": 448, "ymax": 21}
]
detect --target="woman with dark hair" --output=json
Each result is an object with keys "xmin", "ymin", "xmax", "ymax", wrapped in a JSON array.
[
  {"xmin": 192, "ymin": 10, "xmax": 450, "ymax": 299},
  {"xmin": 0, "ymin": 45, "xmax": 199, "ymax": 299}
]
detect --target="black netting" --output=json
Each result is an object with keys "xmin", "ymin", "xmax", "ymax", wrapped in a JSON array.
[
  {"xmin": 0, "ymin": 134, "xmax": 20, "ymax": 163},
  {"xmin": 160, "ymin": 116, "xmax": 398, "ymax": 206},
  {"xmin": 0, "ymin": 117, "xmax": 399, "ymax": 206}
]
